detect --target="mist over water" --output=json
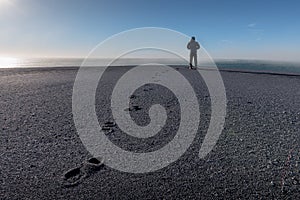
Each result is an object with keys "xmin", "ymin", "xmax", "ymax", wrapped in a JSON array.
[{"xmin": 0, "ymin": 58, "xmax": 188, "ymax": 68}]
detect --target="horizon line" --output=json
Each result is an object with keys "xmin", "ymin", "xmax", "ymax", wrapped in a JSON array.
[{"xmin": 1, "ymin": 56, "xmax": 299, "ymax": 64}]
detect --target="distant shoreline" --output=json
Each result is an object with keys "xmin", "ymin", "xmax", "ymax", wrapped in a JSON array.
[{"xmin": 1, "ymin": 63, "xmax": 300, "ymax": 77}]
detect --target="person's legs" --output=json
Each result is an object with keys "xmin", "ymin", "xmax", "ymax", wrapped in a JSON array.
[
  {"xmin": 190, "ymin": 53, "xmax": 197, "ymax": 68},
  {"xmin": 189, "ymin": 54, "xmax": 193, "ymax": 68}
]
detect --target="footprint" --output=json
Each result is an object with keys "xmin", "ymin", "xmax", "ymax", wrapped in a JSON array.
[
  {"xmin": 83, "ymin": 157, "xmax": 105, "ymax": 172},
  {"xmin": 124, "ymin": 105, "xmax": 142, "ymax": 112},
  {"xmin": 102, "ymin": 126, "xmax": 111, "ymax": 131},
  {"xmin": 62, "ymin": 157, "xmax": 104, "ymax": 187},
  {"xmin": 104, "ymin": 121, "xmax": 116, "ymax": 127},
  {"xmin": 130, "ymin": 94, "xmax": 137, "ymax": 99},
  {"xmin": 62, "ymin": 165, "xmax": 87, "ymax": 187},
  {"xmin": 101, "ymin": 121, "xmax": 116, "ymax": 134},
  {"xmin": 132, "ymin": 105, "xmax": 142, "ymax": 111}
]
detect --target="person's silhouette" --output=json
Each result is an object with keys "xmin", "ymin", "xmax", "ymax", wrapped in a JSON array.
[{"xmin": 187, "ymin": 36, "xmax": 200, "ymax": 69}]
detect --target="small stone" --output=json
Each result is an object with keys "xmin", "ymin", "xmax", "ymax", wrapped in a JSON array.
[
  {"xmin": 248, "ymin": 150, "xmax": 255, "ymax": 154},
  {"xmin": 292, "ymin": 177, "xmax": 299, "ymax": 185}
]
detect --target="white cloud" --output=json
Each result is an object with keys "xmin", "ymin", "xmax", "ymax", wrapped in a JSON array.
[{"xmin": 247, "ymin": 23, "xmax": 256, "ymax": 28}]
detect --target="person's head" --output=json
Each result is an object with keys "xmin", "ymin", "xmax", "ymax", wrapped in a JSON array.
[{"xmin": 191, "ymin": 36, "xmax": 195, "ymax": 41}]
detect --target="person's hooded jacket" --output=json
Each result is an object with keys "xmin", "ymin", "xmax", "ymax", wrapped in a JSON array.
[{"xmin": 187, "ymin": 40, "xmax": 200, "ymax": 54}]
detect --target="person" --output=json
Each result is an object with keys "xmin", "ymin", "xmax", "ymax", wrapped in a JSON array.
[{"xmin": 187, "ymin": 36, "xmax": 200, "ymax": 69}]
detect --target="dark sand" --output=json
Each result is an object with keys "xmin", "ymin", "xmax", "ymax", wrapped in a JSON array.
[{"xmin": 1, "ymin": 66, "xmax": 300, "ymax": 199}]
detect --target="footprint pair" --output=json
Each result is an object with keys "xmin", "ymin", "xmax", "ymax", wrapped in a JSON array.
[{"xmin": 62, "ymin": 157, "xmax": 104, "ymax": 187}]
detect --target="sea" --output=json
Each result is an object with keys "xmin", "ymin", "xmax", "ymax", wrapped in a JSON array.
[{"xmin": 1, "ymin": 57, "xmax": 300, "ymax": 75}]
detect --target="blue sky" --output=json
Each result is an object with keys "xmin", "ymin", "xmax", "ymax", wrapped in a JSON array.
[{"xmin": 0, "ymin": 0, "xmax": 300, "ymax": 61}]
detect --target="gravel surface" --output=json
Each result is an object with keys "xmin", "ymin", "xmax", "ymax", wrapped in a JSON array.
[{"xmin": 1, "ymin": 66, "xmax": 300, "ymax": 199}]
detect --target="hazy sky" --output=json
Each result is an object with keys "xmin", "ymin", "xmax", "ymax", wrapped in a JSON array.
[{"xmin": 1, "ymin": 0, "xmax": 300, "ymax": 61}]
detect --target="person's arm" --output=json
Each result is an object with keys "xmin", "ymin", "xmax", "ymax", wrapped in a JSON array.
[
  {"xmin": 187, "ymin": 42, "xmax": 191, "ymax": 49},
  {"xmin": 196, "ymin": 42, "xmax": 200, "ymax": 49}
]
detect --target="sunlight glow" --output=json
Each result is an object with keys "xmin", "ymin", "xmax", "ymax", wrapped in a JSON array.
[
  {"xmin": 0, "ymin": 0, "xmax": 14, "ymax": 10},
  {"xmin": 0, "ymin": 0, "xmax": 9, "ymax": 5},
  {"xmin": 0, "ymin": 57, "xmax": 19, "ymax": 68}
]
